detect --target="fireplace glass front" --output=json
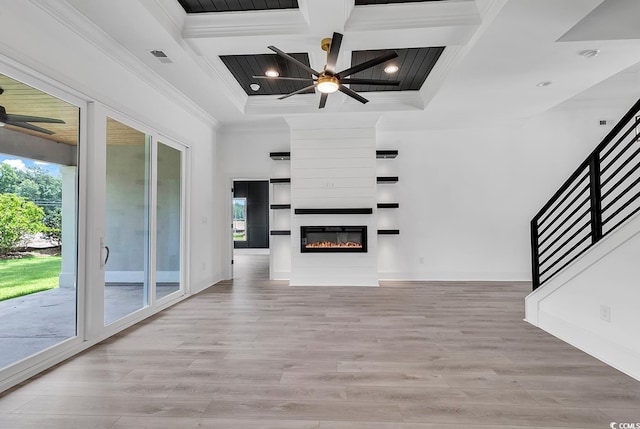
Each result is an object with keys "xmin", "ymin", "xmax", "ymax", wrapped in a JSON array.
[{"xmin": 300, "ymin": 226, "xmax": 367, "ymax": 253}]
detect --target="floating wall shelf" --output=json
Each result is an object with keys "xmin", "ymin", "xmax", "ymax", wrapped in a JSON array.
[
  {"xmin": 376, "ymin": 150, "xmax": 398, "ymax": 159},
  {"xmin": 295, "ymin": 208, "xmax": 373, "ymax": 215},
  {"xmin": 377, "ymin": 203, "xmax": 399, "ymax": 209},
  {"xmin": 270, "ymin": 204, "xmax": 291, "ymax": 210},
  {"xmin": 270, "ymin": 152, "xmax": 290, "ymax": 160},
  {"xmin": 270, "ymin": 178, "xmax": 291, "ymax": 184},
  {"xmin": 270, "ymin": 230, "xmax": 291, "ymax": 235},
  {"xmin": 378, "ymin": 229, "xmax": 400, "ymax": 235},
  {"xmin": 377, "ymin": 176, "xmax": 399, "ymax": 184}
]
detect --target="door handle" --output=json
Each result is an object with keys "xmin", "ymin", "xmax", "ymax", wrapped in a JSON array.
[{"xmin": 100, "ymin": 237, "xmax": 110, "ymax": 268}]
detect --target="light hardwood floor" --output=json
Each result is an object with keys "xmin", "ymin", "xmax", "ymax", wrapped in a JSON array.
[{"xmin": 1, "ymin": 253, "xmax": 639, "ymax": 428}]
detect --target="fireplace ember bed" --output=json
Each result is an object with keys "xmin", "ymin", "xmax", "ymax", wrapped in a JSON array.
[{"xmin": 300, "ymin": 226, "xmax": 367, "ymax": 253}]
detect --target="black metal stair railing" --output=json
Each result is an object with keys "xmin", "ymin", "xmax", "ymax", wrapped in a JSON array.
[{"xmin": 531, "ymin": 98, "xmax": 640, "ymax": 290}]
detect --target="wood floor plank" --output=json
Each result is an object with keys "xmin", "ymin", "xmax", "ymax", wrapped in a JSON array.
[
  {"xmin": 201, "ymin": 398, "xmax": 402, "ymax": 421},
  {"xmin": 0, "ymin": 414, "xmax": 119, "ymax": 429},
  {"xmin": 0, "ymin": 253, "xmax": 638, "ymax": 428},
  {"xmin": 399, "ymin": 403, "xmax": 613, "ymax": 427},
  {"xmin": 11, "ymin": 395, "xmax": 210, "ymax": 417},
  {"xmin": 169, "ymin": 383, "xmax": 347, "ymax": 402},
  {"xmin": 110, "ymin": 416, "xmax": 321, "ymax": 429}
]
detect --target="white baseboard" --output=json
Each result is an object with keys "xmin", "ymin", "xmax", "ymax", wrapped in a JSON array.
[
  {"xmin": 377, "ymin": 271, "xmax": 530, "ymax": 282},
  {"xmin": 537, "ymin": 311, "xmax": 640, "ymax": 381}
]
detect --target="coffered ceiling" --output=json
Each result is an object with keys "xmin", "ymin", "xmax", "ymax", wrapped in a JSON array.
[
  {"xmin": 21, "ymin": 0, "xmax": 640, "ymax": 128},
  {"xmin": 177, "ymin": 0, "xmax": 299, "ymax": 13}
]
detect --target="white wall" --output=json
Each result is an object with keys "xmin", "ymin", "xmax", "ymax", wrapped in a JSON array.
[
  {"xmin": 525, "ymin": 212, "xmax": 640, "ymax": 381},
  {"xmin": 218, "ymin": 103, "xmax": 629, "ymax": 281},
  {"xmin": 376, "ymin": 104, "xmax": 627, "ymax": 280}
]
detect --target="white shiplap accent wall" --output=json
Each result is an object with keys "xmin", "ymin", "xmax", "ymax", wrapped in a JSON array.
[{"xmin": 289, "ymin": 127, "xmax": 378, "ymax": 286}]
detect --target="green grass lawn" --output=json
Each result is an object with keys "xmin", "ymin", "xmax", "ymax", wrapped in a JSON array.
[{"xmin": 0, "ymin": 255, "xmax": 61, "ymax": 301}]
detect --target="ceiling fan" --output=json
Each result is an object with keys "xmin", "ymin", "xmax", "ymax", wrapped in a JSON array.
[
  {"xmin": 253, "ymin": 32, "xmax": 400, "ymax": 109},
  {"xmin": 0, "ymin": 88, "xmax": 65, "ymax": 135}
]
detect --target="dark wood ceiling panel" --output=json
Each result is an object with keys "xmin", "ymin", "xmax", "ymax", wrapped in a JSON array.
[
  {"xmin": 355, "ymin": 0, "xmax": 444, "ymax": 4},
  {"xmin": 220, "ymin": 53, "xmax": 315, "ymax": 96},
  {"xmin": 177, "ymin": 0, "xmax": 298, "ymax": 13},
  {"xmin": 348, "ymin": 47, "xmax": 444, "ymax": 92}
]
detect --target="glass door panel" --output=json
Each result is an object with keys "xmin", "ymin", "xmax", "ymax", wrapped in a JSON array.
[
  {"xmin": 104, "ymin": 118, "xmax": 150, "ymax": 325},
  {"xmin": 0, "ymin": 72, "xmax": 79, "ymax": 368},
  {"xmin": 155, "ymin": 142, "xmax": 182, "ymax": 299}
]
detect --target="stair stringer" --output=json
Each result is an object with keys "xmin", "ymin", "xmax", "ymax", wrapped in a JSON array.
[{"xmin": 525, "ymin": 212, "xmax": 640, "ymax": 381}]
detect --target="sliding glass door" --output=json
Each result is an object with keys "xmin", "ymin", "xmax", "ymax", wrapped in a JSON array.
[
  {"xmin": 104, "ymin": 118, "xmax": 151, "ymax": 325},
  {"xmin": 156, "ymin": 142, "xmax": 182, "ymax": 300},
  {"xmin": 0, "ymin": 71, "xmax": 81, "ymax": 369},
  {"xmin": 104, "ymin": 118, "xmax": 185, "ymax": 325}
]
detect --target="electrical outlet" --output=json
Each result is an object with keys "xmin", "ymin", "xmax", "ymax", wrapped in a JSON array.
[{"xmin": 600, "ymin": 304, "xmax": 611, "ymax": 322}]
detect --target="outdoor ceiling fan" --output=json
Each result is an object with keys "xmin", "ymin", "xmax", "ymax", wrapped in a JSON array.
[
  {"xmin": 253, "ymin": 32, "xmax": 400, "ymax": 109},
  {"xmin": 0, "ymin": 88, "xmax": 65, "ymax": 135}
]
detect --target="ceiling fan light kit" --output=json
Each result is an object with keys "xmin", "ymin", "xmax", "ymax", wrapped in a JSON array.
[
  {"xmin": 261, "ymin": 32, "xmax": 401, "ymax": 108},
  {"xmin": 316, "ymin": 76, "xmax": 339, "ymax": 94}
]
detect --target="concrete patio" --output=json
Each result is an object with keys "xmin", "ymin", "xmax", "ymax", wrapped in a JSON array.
[{"xmin": 0, "ymin": 283, "xmax": 179, "ymax": 369}]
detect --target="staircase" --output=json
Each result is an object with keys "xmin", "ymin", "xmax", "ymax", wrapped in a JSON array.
[{"xmin": 526, "ymin": 98, "xmax": 640, "ymax": 381}]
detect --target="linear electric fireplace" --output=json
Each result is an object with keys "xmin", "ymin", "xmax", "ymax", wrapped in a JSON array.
[{"xmin": 300, "ymin": 226, "xmax": 368, "ymax": 253}]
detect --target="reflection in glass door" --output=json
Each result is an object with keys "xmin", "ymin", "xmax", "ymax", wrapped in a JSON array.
[
  {"xmin": 155, "ymin": 142, "xmax": 182, "ymax": 300},
  {"xmin": 104, "ymin": 118, "xmax": 150, "ymax": 325}
]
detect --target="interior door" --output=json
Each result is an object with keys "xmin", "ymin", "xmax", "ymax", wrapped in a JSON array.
[{"xmin": 233, "ymin": 180, "xmax": 269, "ymax": 249}]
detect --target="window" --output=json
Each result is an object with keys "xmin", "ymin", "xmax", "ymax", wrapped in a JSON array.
[{"xmin": 233, "ymin": 197, "xmax": 247, "ymax": 241}]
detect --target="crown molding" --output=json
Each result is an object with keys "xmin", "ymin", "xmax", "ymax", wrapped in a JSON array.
[
  {"xmin": 29, "ymin": 0, "xmax": 218, "ymax": 129},
  {"xmin": 183, "ymin": 9, "xmax": 308, "ymax": 39},
  {"xmin": 244, "ymin": 90, "xmax": 423, "ymax": 116},
  {"xmin": 199, "ymin": 55, "xmax": 248, "ymax": 114},
  {"xmin": 142, "ymin": 0, "xmax": 187, "ymax": 43},
  {"xmin": 419, "ymin": 45, "xmax": 461, "ymax": 108},
  {"xmin": 419, "ymin": 0, "xmax": 508, "ymax": 109},
  {"xmin": 346, "ymin": 0, "xmax": 481, "ymax": 32}
]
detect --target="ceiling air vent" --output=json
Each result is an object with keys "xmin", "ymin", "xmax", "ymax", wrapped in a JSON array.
[{"xmin": 150, "ymin": 50, "xmax": 173, "ymax": 64}]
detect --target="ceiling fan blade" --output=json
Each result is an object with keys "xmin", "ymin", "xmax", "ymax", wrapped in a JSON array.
[
  {"xmin": 336, "ymin": 51, "xmax": 398, "ymax": 79},
  {"xmin": 277, "ymin": 84, "xmax": 317, "ymax": 100},
  {"xmin": 319, "ymin": 93, "xmax": 328, "ymax": 109},
  {"xmin": 339, "ymin": 86, "xmax": 369, "ymax": 104},
  {"xmin": 268, "ymin": 46, "xmax": 320, "ymax": 77},
  {"xmin": 325, "ymin": 32, "xmax": 343, "ymax": 75},
  {"xmin": 6, "ymin": 121, "xmax": 55, "ymax": 135},
  {"xmin": 340, "ymin": 78, "xmax": 400, "ymax": 86},
  {"xmin": 6, "ymin": 113, "xmax": 65, "ymax": 124},
  {"xmin": 252, "ymin": 76, "xmax": 316, "ymax": 82}
]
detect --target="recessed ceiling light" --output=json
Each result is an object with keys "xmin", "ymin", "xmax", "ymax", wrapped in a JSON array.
[
  {"xmin": 249, "ymin": 83, "xmax": 260, "ymax": 91},
  {"xmin": 580, "ymin": 49, "xmax": 600, "ymax": 59},
  {"xmin": 384, "ymin": 64, "xmax": 399, "ymax": 74},
  {"xmin": 537, "ymin": 81, "xmax": 552, "ymax": 87},
  {"xmin": 265, "ymin": 70, "xmax": 279, "ymax": 77}
]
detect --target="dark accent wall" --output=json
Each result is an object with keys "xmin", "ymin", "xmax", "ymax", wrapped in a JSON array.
[{"xmin": 234, "ymin": 180, "xmax": 269, "ymax": 249}]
